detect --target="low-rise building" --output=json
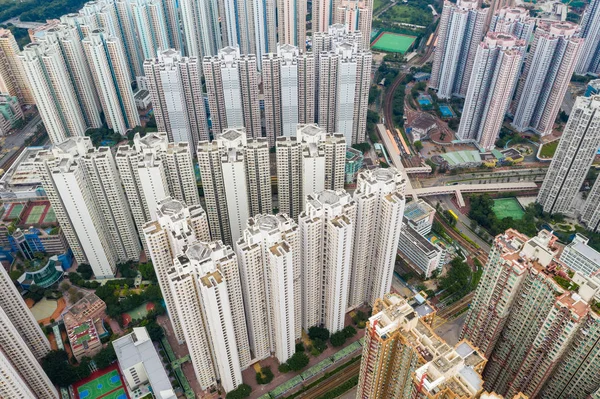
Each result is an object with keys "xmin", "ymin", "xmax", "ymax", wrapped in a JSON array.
[
  {"xmin": 113, "ymin": 327, "xmax": 176, "ymax": 399},
  {"xmin": 398, "ymin": 221, "xmax": 445, "ymax": 278},
  {"xmin": 0, "ymin": 146, "xmax": 48, "ymax": 201},
  {"xmin": 404, "ymin": 199, "xmax": 435, "ymax": 235},
  {"xmin": 409, "ymin": 114, "xmax": 437, "ymax": 142},
  {"xmin": 63, "ymin": 293, "xmax": 107, "ymax": 361},
  {"xmin": 345, "ymin": 148, "xmax": 363, "ymax": 184},
  {"xmin": 560, "ymin": 234, "xmax": 600, "ymax": 276},
  {"xmin": 134, "ymin": 89, "xmax": 151, "ymax": 109},
  {"xmin": 16, "ymin": 252, "xmax": 71, "ymax": 289},
  {"xmin": 0, "ymin": 94, "xmax": 23, "ymax": 136}
]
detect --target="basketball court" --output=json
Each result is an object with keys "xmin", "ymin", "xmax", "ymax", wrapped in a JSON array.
[{"xmin": 74, "ymin": 367, "xmax": 128, "ymax": 399}]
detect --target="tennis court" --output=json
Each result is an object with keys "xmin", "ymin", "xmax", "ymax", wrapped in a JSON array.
[
  {"xmin": 4, "ymin": 203, "xmax": 24, "ymax": 220},
  {"xmin": 25, "ymin": 205, "xmax": 46, "ymax": 225},
  {"xmin": 371, "ymin": 32, "xmax": 416, "ymax": 53},
  {"xmin": 493, "ymin": 198, "xmax": 525, "ymax": 220},
  {"xmin": 43, "ymin": 207, "xmax": 57, "ymax": 223},
  {"xmin": 76, "ymin": 369, "xmax": 123, "ymax": 399},
  {"xmin": 439, "ymin": 105, "xmax": 455, "ymax": 118}
]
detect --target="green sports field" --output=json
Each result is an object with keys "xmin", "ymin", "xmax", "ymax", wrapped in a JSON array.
[
  {"xmin": 26, "ymin": 205, "xmax": 46, "ymax": 225},
  {"xmin": 76, "ymin": 369, "xmax": 124, "ymax": 399},
  {"xmin": 371, "ymin": 32, "xmax": 416, "ymax": 53},
  {"xmin": 493, "ymin": 198, "xmax": 525, "ymax": 220}
]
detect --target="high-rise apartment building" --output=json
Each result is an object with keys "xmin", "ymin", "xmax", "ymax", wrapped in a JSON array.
[
  {"xmin": 223, "ymin": 0, "xmax": 276, "ymax": 67},
  {"xmin": 462, "ymin": 228, "xmax": 600, "ymax": 398},
  {"xmin": 203, "ymin": 47, "xmax": 262, "ymax": 138},
  {"xmin": 197, "ymin": 128, "xmax": 271, "ymax": 245},
  {"xmin": 276, "ymin": 124, "xmax": 346, "ymax": 219},
  {"xmin": 179, "ymin": 0, "xmax": 221, "ymax": 58},
  {"xmin": 489, "ymin": 7, "xmax": 536, "ymax": 43},
  {"xmin": 512, "ymin": 21, "xmax": 582, "ymax": 136},
  {"xmin": 537, "ymin": 96, "xmax": 600, "ymax": 214},
  {"xmin": 0, "ymin": 266, "xmax": 51, "ymax": 360},
  {"xmin": 575, "ymin": 0, "xmax": 600, "ymax": 75},
  {"xmin": 236, "ymin": 214, "xmax": 300, "ymax": 363},
  {"xmin": 262, "ymin": 44, "xmax": 315, "ymax": 146},
  {"xmin": 144, "ymin": 49, "xmax": 209, "ymax": 146},
  {"xmin": 20, "ymin": 42, "xmax": 88, "ymax": 145},
  {"xmin": 538, "ymin": 299, "xmax": 600, "ymax": 399},
  {"xmin": 350, "ymin": 168, "xmax": 406, "ymax": 308},
  {"xmin": 582, "ymin": 154, "xmax": 600, "ymax": 231},
  {"xmin": 299, "ymin": 190, "xmax": 355, "ymax": 333},
  {"xmin": 0, "ymin": 28, "xmax": 34, "ymax": 104},
  {"xmin": 430, "ymin": 0, "xmax": 487, "ymax": 99},
  {"xmin": 334, "ymin": 0, "xmax": 373, "ymax": 50},
  {"xmin": 356, "ymin": 293, "xmax": 486, "ymax": 399},
  {"xmin": 143, "ymin": 197, "xmax": 210, "ymax": 344},
  {"xmin": 318, "ymin": 36, "xmax": 372, "ymax": 144},
  {"xmin": 82, "ymin": 29, "xmax": 140, "ymax": 135},
  {"xmin": 486, "ymin": 0, "xmax": 515, "ymax": 28},
  {"xmin": 35, "ymin": 24, "xmax": 103, "ymax": 130},
  {"xmin": 116, "ymin": 132, "xmax": 200, "ymax": 248},
  {"xmin": 129, "ymin": 0, "xmax": 170, "ymax": 60},
  {"xmin": 166, "ymin": 240, "xmax": 250, "ymax": 392},
  {"xmin": 313, "ymin": 0, "xmax": 335, "ymax": 33},
  {"xmin": 34, "ymin": 137, "xmax": 140, "ymax": 278},
  {"xmin": 457, "ymin": 33, "xmax": 525, "ymax": 150},
  {"xmin": 277, "ymin": 0, "xmax": 307, "ymax": 49},
  {"xmin": 108, "ymin": 0, "xmax": 145, "ymax": 80},
  {"xmin": 157, "ymin": 0, "xmax": 183, "ymax": 52},
  {"xmin": 0, "ymin": 305, "xmax": 58, "ymax": 399}
]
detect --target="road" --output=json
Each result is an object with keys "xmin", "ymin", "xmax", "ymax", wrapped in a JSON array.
[
  {"xmin": 0, "ymin": 113, "xmax": 43, "ymax": 169},
  {"xmin": 1, "ymin": 17, "xmax": 46, "ymax": 29},
  {"xmin": 434, "ymin": 313, "xmax": 467, "ymax": 346},
  {"xmin": 296, "ymin": 361, "xmax": 361, "ymax": 399}
]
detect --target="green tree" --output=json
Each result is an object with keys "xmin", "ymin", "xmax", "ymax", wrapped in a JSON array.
[
  {"xmin": 94, "ymin": 343, "xmax": 116, "ymax": 369},
  {"xmin": 308, "ymin": 326, "xmax": 330, "ymax": 341},
  {"xmin": 139, "ymin": 262, "xmax": 157, "ymax": 281},
  {"xmin": 287, "ymin": 352, "xmax": 309, "ymax": 371},
  {"xmin": 226, "ymin": 384, "xmax": 252, "ymax": 399},
  {"xmin": 330, "ymin": 331, "xmax": 347, "ymax": 347},
  {"xmin": 41, "ymin": 350, "xmax": 80, "ymax": 387},
  {"xmin": 414, "ymin": 141, "xmax": 423, "ymax": 151},
  {"xmin": 77, "ymin": 263, "xmax": 93, "ymax": 280}
]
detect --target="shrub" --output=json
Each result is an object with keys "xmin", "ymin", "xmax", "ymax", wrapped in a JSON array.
[
  {"xmin": 256, "ymin": 366, "xmax": 274, "ymax": 384},
  {"xmin": 278, "ymin": 363, "xmax": 290, "ymax": 373},
  {"xmin": 313, "ymin": 338, "xmax": 327, "ymax": 353}
]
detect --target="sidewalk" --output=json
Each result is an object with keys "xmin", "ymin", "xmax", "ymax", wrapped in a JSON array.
[{"xmin": 246, "ymin": 311, "xmax": 367, "ymax": 399}]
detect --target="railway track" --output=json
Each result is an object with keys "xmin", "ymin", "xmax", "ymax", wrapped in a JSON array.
[{"xmin": 296, "ymin": 362, "xmax": 361, "ymax": 399}]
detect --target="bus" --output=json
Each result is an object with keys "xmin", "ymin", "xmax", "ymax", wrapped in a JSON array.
[{"xmin": 448, "ymin": 210, "xmax": 459, "ymax": 221}]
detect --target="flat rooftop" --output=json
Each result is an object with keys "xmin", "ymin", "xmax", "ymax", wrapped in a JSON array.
[{"xmin": 0, "ymin": 146, "xmax": 46, "ymax": 189}]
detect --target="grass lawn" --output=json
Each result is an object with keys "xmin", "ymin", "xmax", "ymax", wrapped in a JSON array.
[
  {"xmin": 539, "ymin": 141, "xmax": 558, "ymax": 158},
  {"xmin": 380, "ymin": 4, "xmax": 433, "ymax": 26},
  {"xmin": 373, "ymin": 0, "xmax": 389, "ymax": 13},
  {"xmin": 372, "ymin": 33, "xmax": 416, "ymax": 53}
]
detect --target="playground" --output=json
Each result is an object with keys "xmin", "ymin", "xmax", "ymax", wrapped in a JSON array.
[
  {"xmin": 74, "ymin": 367, "xmax": 128, "ymax": 399},
  {"xmin": 122, "ymin": 301, "xmax": 155, "ymax": 326},
  {"xmin": 493, "ymin": 198, "xmax": 525, "ymax": 220},
  {"xmin": 371, "ymin": 32, "xmax": 416, "ymax": 53}
]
